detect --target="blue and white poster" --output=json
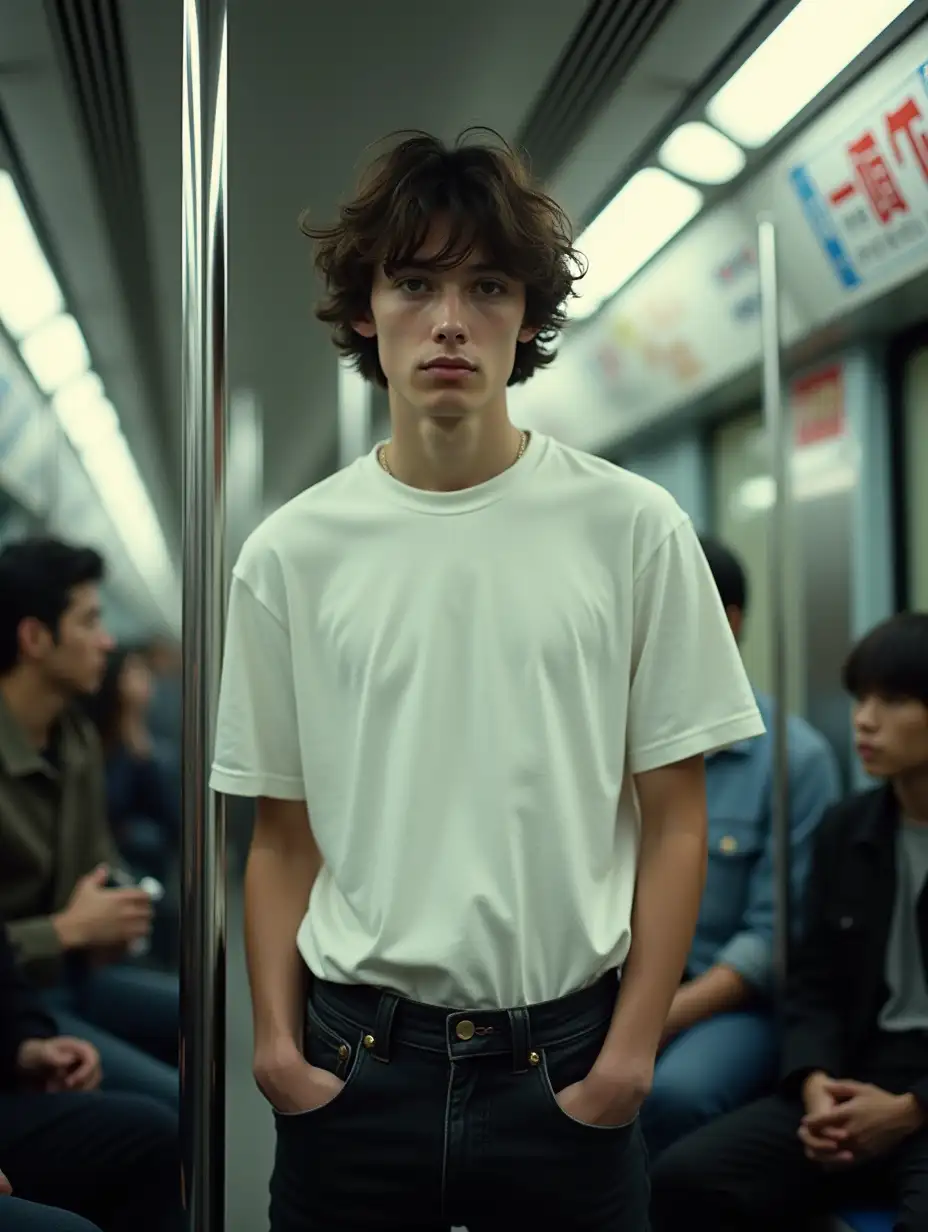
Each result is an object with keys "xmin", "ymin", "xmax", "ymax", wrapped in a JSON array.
[{"xmin": 790, "ymin": 59, "xmax": 928, "ymax": 290}]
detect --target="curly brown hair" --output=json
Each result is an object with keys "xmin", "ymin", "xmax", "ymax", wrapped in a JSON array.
[{"xmin": 301, "ymin": 128, "xmax": 585, "ymax": 388}]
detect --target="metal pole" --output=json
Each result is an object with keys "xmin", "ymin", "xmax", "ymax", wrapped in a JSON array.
[
  {"xmin": 757, "ymin": 216, "xmax": 791, "ymax": 999},
  {"xmin": 181, "ymin": 2, "xmax": 228, "ymax": 1229}
]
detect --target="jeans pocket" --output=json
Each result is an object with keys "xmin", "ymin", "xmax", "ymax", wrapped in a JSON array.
[
  {"xmin": 272, "ymin": 998, "xmax": 367, "ymax": 1120},
  {"xmin": 536, "ymin": 1023, "xmax": 638, "ymax": 1135}
]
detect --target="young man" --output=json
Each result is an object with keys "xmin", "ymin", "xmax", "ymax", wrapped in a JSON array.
[
  {"xmin": 0, "ymin": 539, "xmax": 178, "ymax": 1110},
  {"xmin": 211, "ymin": 131, "xmax": 764, "ymax": 1231},
  {"xmin": 0, "ymin": 919, "xmax": 181, "ymax": 1232},
  {"xmin": 650, "ymin": 612, "xmax": 928, "ymax": 1232},
  {"xmin": 640, "ymin": 538, "xmax": 840, "ymax": 1158}
]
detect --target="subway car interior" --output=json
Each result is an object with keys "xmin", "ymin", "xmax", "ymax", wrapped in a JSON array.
[{"xmin": 1, "ymin": 0, "xmax": 928, "ymax": 1229}]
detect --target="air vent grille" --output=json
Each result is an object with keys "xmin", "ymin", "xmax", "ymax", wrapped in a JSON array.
[
  {"xmin": 45, "ymin": 0, "xmax": 168, "ymax": 445},
  {"xmin": 517, "ymin": 0, "xmax": 677, "ymax": 183}
]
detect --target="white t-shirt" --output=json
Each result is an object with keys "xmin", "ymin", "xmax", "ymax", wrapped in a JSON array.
[{"xmin": 211, "ymin": 431, "xmax": 764, "ymax": 1008}]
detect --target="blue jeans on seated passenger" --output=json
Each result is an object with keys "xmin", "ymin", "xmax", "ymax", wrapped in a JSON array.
[
  {"xmin": 639, "ymin": 1010, "xmax": 779, "ymax": 1160},
  {"xmin": 0, "ymin": 1199, "xmax": 102, "ymax": 1232},
  {"xmin": 42, "ymin": 962, "xmax": 179, "ymax": 1111}
]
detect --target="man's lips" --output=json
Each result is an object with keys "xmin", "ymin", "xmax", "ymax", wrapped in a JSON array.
[{"xmin": 422, "ymin": 358, "xmax": 476, "ymax": 370}]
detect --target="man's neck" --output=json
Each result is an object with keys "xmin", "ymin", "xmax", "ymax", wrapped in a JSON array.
[
  {"xmin": 385, "ymin": 402, "xmax": 523, "ymax": 492},
  {"xmin": 0, "ymin": 670, "xmax": 66, "ymax": 749},
  {"xmin": 893, "ymin": 768, "xmax": 928, "ymax": 824}
]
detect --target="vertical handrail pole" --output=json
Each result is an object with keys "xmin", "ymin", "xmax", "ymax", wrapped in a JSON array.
[
  {"xmin": 758, "ymin": 215, "xmax": 791, "ymax": 1000},
  {"xmin": 180, "ymin": 1, "xmax": 228, "ymax": 1228}
]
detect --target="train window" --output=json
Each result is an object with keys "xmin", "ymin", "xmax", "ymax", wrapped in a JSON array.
[
  {"xmin": 710, "ymin": 411, "xmax": 807, "ymax": 717},
  {"xmin": 905, "ymin": 347, "xmax": 928, "ymax": 610}
]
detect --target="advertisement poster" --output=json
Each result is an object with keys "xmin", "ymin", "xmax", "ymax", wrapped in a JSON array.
[{"xmin": 790, "ymin": 59, "xmax": 928, "ymax": 290}]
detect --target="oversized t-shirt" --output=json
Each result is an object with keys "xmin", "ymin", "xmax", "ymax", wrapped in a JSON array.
[{"xmin": 211, "ymin": 431, "xmax": 765, "ymax": 1008}]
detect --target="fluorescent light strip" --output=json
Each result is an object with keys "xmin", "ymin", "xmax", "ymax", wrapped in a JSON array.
[
  {"xmin": 0, "ymin": 168, "xmax": 176, "ymax": 599},
  {"xmin": 707, "ymin": 0, "xmax": 916, "ymax": 148},
  {"xmin": 52, "ymin": 376, "xmax": 173, "ymax": 580},
  {"xmin": 659, "ymin": 122, "xmax": 746, "ymax": 185},
  {"xmin": 571, "ymin": 168, "xmax": 703, "ymax": 321},
  {"xmin": 0, "ymin": 171, "xmax": 64, "ymax": 338},
  {"xmin": 20, "ymin": 314, "xmax": 90, "ymax": 395}
]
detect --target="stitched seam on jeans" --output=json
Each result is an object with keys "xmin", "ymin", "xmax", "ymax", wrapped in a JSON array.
[{"xmin": 440, "ymin": 1060, "xmax": 454, "ymax": 1223}]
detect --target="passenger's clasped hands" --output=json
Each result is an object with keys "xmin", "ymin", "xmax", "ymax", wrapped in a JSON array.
[
  {"xmin": 15, "ymin": 1036, "xmax": 102, "ymax": 1093},
  {"xmin": 800, "ymin": 1074, "xmax": 924, "ymax": 1168}
]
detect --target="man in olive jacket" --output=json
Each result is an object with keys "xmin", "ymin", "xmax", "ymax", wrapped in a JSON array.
[{"xmin": 0, "ymin": 538, "xmax": 177, "ymax": 1109}]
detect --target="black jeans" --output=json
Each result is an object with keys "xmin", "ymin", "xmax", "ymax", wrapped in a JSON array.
[
  {"xmin": 270, "ymin": 971, "xmax": 650, "ymax": 1230},
  {"xmin": 650, "ymin": 1091, "xmax": 928, "ymax": 1232},
  {"xmin": 0, "ymin": 1090, "xmax": 181, "ymax": 1232}
]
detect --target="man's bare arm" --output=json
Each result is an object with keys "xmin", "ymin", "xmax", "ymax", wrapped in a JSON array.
[
  {"xmin": 246, "ymin": 797, "xmax": 321, "ymax": 1070},
  {"xmin": 593, "ymin": 755, "xmax": 708, "ymax": 1088}
]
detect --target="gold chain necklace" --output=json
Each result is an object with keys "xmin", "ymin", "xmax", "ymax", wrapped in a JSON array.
[{"xmin": 378, "ymin": 430, "xmax": 529, "ymax": 479}]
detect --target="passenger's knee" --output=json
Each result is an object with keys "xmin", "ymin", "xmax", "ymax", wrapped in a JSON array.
[
  {"xmin": 649, "ymin": 1144, "xmax": 711, "ymax": 1231},
  {"xmin": 105, "ymin": 1093, "xmax": 178, "ymax": 1163}
]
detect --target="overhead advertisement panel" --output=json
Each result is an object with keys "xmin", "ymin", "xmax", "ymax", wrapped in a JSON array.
[
  {"xmin": 513, "ymin": 22, "xmax": 928, "ymax": 453},
  {"xmin": 788, "ymin": 59, "xmax": 928, "ymax": 293}
]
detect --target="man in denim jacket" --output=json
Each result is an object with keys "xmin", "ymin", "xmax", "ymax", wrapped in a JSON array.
[{"xmin": 639, "ymin": 537, "xmax": 841, "ymax": 1159}]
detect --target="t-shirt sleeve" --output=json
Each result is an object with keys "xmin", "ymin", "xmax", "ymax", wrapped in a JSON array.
[
  {"xmin": 627, "ymin": 516, "xmax": 765, "ymax": 775},
  {"xmin": 209, "ymin": 572, "xmax": 305, "ymax": 800}
]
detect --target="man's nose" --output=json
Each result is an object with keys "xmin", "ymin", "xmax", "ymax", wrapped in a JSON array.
[
  {"xmin": 431, "ymin": 289, "xmax": 468, "ymax": 344},
  {"xmin": 855, "ymin": 701, "xmax": 878, "ymax": 731}
]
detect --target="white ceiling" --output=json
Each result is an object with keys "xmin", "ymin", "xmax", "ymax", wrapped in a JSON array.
[{"xmin": 0, "ymin": 0, "xmax": 783, "ymax": 574}]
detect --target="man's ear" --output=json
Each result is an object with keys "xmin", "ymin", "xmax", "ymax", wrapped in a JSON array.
[
  {"xmin": 352, "ymin": 318, "xmax": 377, "ymax": 339},
  {"xmin": 517, "ymin": 323, "xmax": 539, "ymax": 344},
  {"xmin": 18, "ymin": 616, "xmax": 53, "ymax": 664}
]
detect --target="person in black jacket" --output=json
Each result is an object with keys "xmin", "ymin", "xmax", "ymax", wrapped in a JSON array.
[
  {"xmin": 0, "ymin": 920, "xmax": 180, "ymax": 1231},
  {"xmin": 650, "ymin": 613, "xmax": 928, "ymax": 1232}
]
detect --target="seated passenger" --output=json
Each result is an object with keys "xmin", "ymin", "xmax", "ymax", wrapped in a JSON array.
[
  {"xmin": 650, "ymin": 612, "xmax": 928, "ymax": 1232},
  {"xmin": 85, "ymin": 648, "xmax": 179, "ymax": 887},
  {"xmin": 0, "ymin": 920, "xmax": 180, "ymax": 1230},
  {"xmin": 0, "ymin": 539, "xmax": 178, "ymax": 1110},
  {"xmin": 640, "ymin": 537, "xmax": 840, "ymax": 1158}
]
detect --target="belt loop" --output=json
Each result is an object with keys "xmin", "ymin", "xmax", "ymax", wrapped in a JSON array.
[
  {"xmin": 371, "ymin": 991, "xmax": 399, "ymax": 1063},
  {"xmin": 508, "ymin": 1007, "xmax": 530, "ymax": 1074}
]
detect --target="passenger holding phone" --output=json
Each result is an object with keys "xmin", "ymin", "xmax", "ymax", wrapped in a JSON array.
[{"xmin": 0, "ymin": 539, "xmax": 178, "ymax": 1111}]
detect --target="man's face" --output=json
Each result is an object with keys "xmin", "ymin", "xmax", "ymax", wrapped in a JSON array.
[
  {"xmin": 355, "ymin": 221, "xmax": 538, "ymax": 420},
  {"xmin": 853, "ymin": 692, "xmax": 928, "ymax": 778},
  {"xmin": 23, "ymin": 583, "xmax": 114, "ymax": 696}
]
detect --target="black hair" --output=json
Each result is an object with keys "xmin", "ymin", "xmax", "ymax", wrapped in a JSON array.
[
  {"xmin": 0, "ymin": 537, "xmax": 105, "ymax": 675},
  {"xmin": 83, "ymin": 646, "xmax": 136, "ymax": 748},
  {"xmin": 842, "ymin": 613, "xmax": 928, "ymax": 706},
  {"xmin": 698, "ymin": 535, "xmax": 749, "ymax": 615}
]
